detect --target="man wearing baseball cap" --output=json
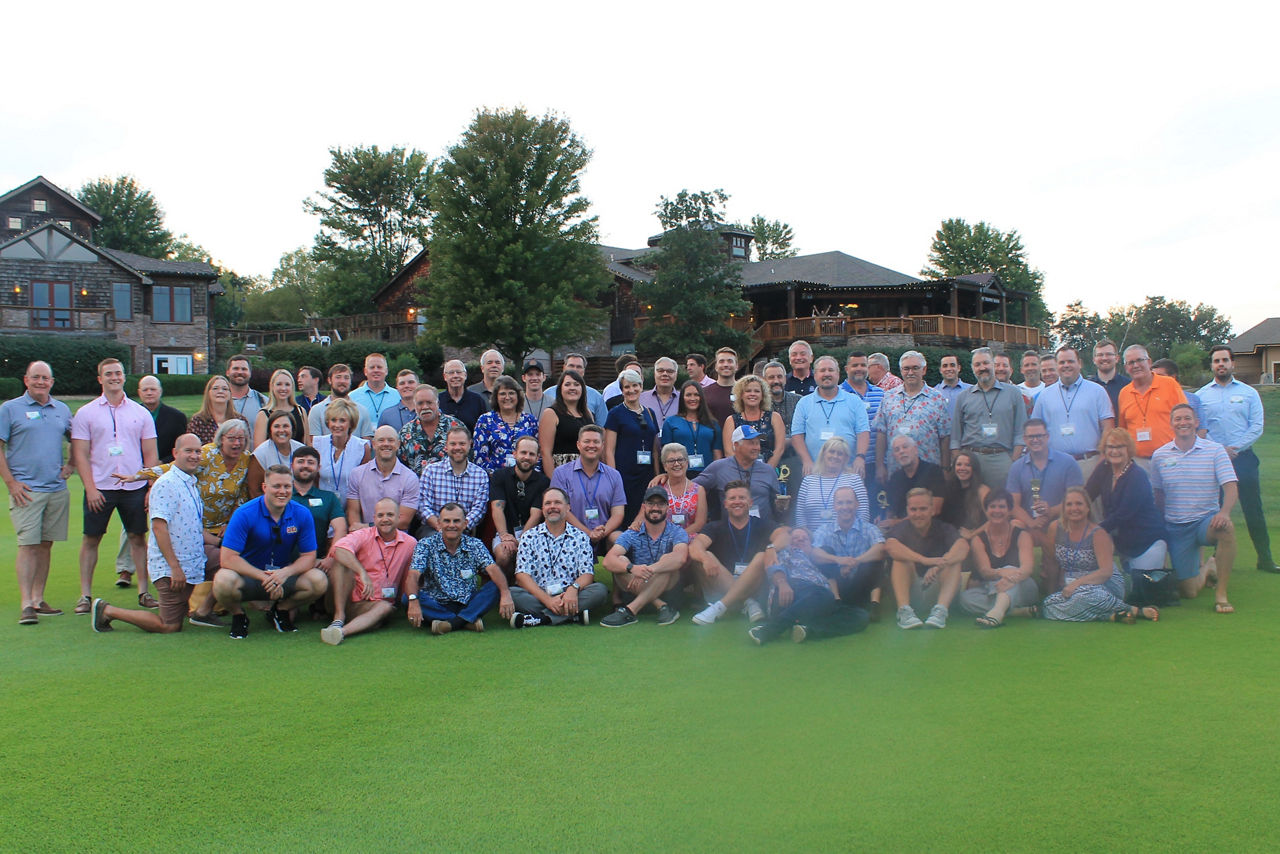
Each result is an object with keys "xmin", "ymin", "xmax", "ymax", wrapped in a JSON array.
[
  {"xmin": 693, "ymin": 424, "xmax": 784, "ymax": 521},
  {"xmin": 521, "ymin": 360, "xmax": 550, "ymax": 422},
  {"xmin": 599, "ymin": 485, "xmax": 689, "ymax": 627}
]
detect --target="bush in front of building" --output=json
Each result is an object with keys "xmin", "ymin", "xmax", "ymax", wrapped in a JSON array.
[{"xmin": 0, "ymin": 336, "xmax": 132, "ymax": 395}]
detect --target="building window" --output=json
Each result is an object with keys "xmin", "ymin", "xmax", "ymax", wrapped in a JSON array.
[
  {"xmin": 57, "ymin": 220, "xmax": 72, "ymax": 230},
  {"xmin": 731, "ymin": 236, "xmax": 747, "ymax": 258},
  {"xmin": 113, "ymin": 283, "xmax": 133, "ymax": 321},
  {"xmin": 31, "ymin": 282, "xmax": 72, "ymax": 329},
  {"xmin": 153, "ymin": 354, "xmax": 193, "ymax": 375},
  {"xmin": 153, "ymin": 285, "xmax": 192, "ymax": 323},
  {"xmin": 7, "ymin": 217, "xmax": 21, "ymax": 230},
  {"xmin": 32, "ymin": 199, "xmax": 47, "ymax": 212}
]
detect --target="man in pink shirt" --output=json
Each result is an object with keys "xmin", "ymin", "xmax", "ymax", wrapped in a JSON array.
[
  {"xmin": 70, "ymin": 358, "xmax": 158, "ymax": 614},
  {"xmin": 321, "ymin": 498, "xmax": 416, "ymax": 645}
]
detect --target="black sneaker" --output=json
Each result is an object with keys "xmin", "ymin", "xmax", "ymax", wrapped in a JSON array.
[
  {"xmin": 599, "ymin": 607, "xmax": 637, "ymax": 628},
  {"xmin": 656, "ymin": 604, "xmax": 681, "ymax": 626},
  {"xmin": 269, "ymin": 605, "xmax": 297, "ymax": 633},
  {"xmin": 509, "ymin": 612, "xmax": 543, "ymax": 629},
  {"xmin": 229, "ymin": 613, "xmax": 250, "ymax": 639}
]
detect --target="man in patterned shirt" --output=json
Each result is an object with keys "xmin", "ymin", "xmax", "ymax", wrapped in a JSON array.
[
  {"xmin": 418, "ymin": 426, "xmax": 488, "ymax": 533},
  {"xmin": 873, "ymin": 350, "xmax": 951, "ymax": 483},
  {"xmin": 397, "ymin": 385, "xmax": 460, "ymax": 477},
  {"xmin": 404, "ymin": 503, "xmax": 513, "ymax": 634},
  {"xmin": 599, "ymin": 486, "xmax": 690, "ymax": 627},
  {"xmin": 91, "ymin": 433, "xmax": 205, "ymax": 634},
  {"xmin": 809, "ymin": 485, "xmax": 886, "ymax": 611},
  {"xmin": 511, "ymin": 487, "xmax": 608, "ymax": 627}
]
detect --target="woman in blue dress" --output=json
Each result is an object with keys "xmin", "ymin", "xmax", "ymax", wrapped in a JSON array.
[
  {"xmin": 472, "ymin": 376, "xmax": 539, "ymax": 473},
  {"xmin": 604, "ymin": 369, "xmax": 660, "ymax": 526},
  {"xmin": 660, "ymin": 380, "xmax": 722, "ymax": 477},
  {"xmin": 1042, "ymin": 487, "xmax": 1159, "ymax": 623}
]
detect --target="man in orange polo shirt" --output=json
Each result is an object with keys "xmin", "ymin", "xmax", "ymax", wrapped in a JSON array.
[{"xmin": 1115, "ymin": 344, "xmax": 1187, "ymax": 463}]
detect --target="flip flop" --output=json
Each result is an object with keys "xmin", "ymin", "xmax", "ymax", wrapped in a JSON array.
[
  {"xmin": 975, "ymin": 614, "xmax": 1004, "ymax": 629},
  {"xmin": 1214, "ymin": 601, "xmax": 1234, "ymax": 614}
]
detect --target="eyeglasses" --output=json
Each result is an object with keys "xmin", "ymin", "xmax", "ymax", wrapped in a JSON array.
[
  {"xmin": 666, "ymin": 458, "xmax": 687, "ymax": 466},
  {"xmin": 1124, "ymin": 358, "xmax": 1149, "ymax": 367},
  {"xmin": 900, "ymin": 365, "xmax": 925, "ymax": 372},
  {"xmin": 1024, "ymin": 434, "xmax": 1048, "ymax": 441}
]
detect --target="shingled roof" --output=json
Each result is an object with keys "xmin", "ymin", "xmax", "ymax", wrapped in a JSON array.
[
  {"xmin": 740, "ymin": 250, "xmax": 921, "ymax": 290},
  {"xmin": 1228, "ymin": 317, "xmax": 1280, "ymax": 354},
  {"xmin": 0, "ymin": 176, "xmax": 103, "ymax": 223},
  {"xmin": 102, "ymin": 248, "xmax": 219, "ymax": 278}
]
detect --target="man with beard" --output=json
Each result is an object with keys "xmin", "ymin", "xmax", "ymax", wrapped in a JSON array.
[
  {"xmin": 489, "ymin": 435, "xmax": 551, "ymax": 576},
  {"xmin": 952, "ymin": 347, "xmax": 1027, "ymax": 491},
  {"xmin": 932, "ymin": 354, "xmax": 970, "ymax": 420},
  {"xmin": 419, "ymin": 426, "xmax": 489, "ymax": 533},
  {"xmin": 288, "ymin": 446, "xmax": 347, "ymax": 576},
  {"xmin": 226, "ymin": 355, "xmax": 268, "ymax": 424},
  {"xmin": 695, "ymin": 425, "xmax": 784, "ymax": 522},
  {"xmin": 599, "ymin": 487, "xmax": 689, "ymax": 627},
  {"xmin": 510, "ymin": 488, "xmax": 608, "ymax": 627},
  {"xmin": 308, "ymin": 363, "xmax": 373, "ymax": 439},
  {"xmin": 1089, "ymin": 339, "xmax": 1130, "ymax": 413}
]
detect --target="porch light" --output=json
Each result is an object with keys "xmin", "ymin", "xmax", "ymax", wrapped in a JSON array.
[{"xmin": 194, "ymin": 352, "xmax": 205, "ymax": 361}]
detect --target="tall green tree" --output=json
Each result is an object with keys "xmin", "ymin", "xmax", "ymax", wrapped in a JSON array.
[
  {"xmin": 304, "ymin": 145, "xmax": 434, "ymax": 314},
  {"xmin": 921, "ymin": 218, "xmax": 1052, "ymax": 330},
  {"xmin": 634, "ymin": 190, "xmax": 753, "ymax": 359},
  {"xmin": 745, "ymin": 215, "xmax": 797, "ymax": 260},
  {"xmin": 1052, "ymin": 300, "xmax": 1106, "ymax": 365},
  {"xmin": 426, "ymin": 108, "xmax": 609, "ymax": 361},
  {"xmin": 77, "ymin": 175, "xmax": 173, "ymax": 257},
  {"xmin": 1101, "ymin": 296, "xmax": 1233, "ymax": 359}
]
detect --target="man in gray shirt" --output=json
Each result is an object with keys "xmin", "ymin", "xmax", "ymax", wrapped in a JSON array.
[{"xmin": 951, "ymin": 348, "xmax": 1027, "ymax": 490}]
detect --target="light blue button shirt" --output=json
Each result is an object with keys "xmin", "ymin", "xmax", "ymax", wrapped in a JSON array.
[
  {"xmin": 1031, "ymin": 378, "xmax": 1114, "ymax": 457},
  {"xmin": 1195, "ymin": 378, "xmax": 1263, "ymax": 451}
]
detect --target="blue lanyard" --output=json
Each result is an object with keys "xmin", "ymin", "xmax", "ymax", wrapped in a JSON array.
[
  {"xmin": 185, "ymin": 478, "xmax": 204, "ymax": 520},
  {"xmin": 367, "ymin": 389, "xmax": 387, "ymax": 419},
  {"xmin": 1058, "ymin": 380, "xmax": 1080, "ymax": 417},
  {"xmin": 329, "ymin": 441, "xmax": 349, "ymax": 492},
  {"xmin": 816, "ymin": 398, "xmax": 838, "ymax": 425},
  {"xmin": 818, "ymin": 475, "xmax": 839, "ymax": 507},
  {"xmin": 576, "ymin": 468, "xmax": 603, "ymax": 511}
]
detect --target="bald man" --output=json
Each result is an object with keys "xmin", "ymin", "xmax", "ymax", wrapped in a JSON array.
[
  {"xmin": 322, "ymin": 497, "xmax": 418, "ymax": 645},
  {"xmin": 345, "ymin": 425, "xmax": 419, "ymax": 530}
]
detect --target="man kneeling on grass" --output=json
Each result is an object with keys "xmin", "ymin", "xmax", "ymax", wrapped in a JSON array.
[
  {"xmin": 887, "ymin": 487, "xmax": 969, "ymax": 629},
  {"xmin": 212, "ymin": 465, "xmax": 328, "ymax": 639},
  {"xmin": 93, "ymin": 434, "xmax": 205, "ymax": 635},
  {"xmin": 599, "ymin": 486, "xmax": 689, "ymax": 627},
  {"xmin": 320, "ymin": 498, "xmax": 416, "ymax": 645},
  {"xmin": 509, "ymin": 488, "xmax": 608, "ymax": 628},
  {"xmin": 404, "ymin": 503, "xmax": 514, "ymax": 634}
]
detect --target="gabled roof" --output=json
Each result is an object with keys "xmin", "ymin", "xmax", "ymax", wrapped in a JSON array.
[
  {"xmin": 0, "ymin": 176, "xmax": 103, "ymax": 223},
  {"xmin": 598, "ymin": 245, "xmax": 655, "ymax": 285},
  {"xmin": 101, "ymin": 247, "xmax": 218, "ymax": 278},
  {"xmin": 0, "ymin": 221, "xmax": 149, "ymax": 282},
  {"xmin": 372, "ymin": 246, "xmax": 430, "ymax": 305},
  {"xmin": 740, "ymin": 250, "xmax": 922, "ymax": 290},
  {"xmin": 646, "ymin": 221, "xmax": 755, "ymax": 246},
  {"xmin": 1227, "ymin": 317, "xmax": 1280, "ymax": 354}
]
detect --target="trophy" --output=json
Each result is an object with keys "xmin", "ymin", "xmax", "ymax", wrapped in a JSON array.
[
  {"xmin": 1030, "ymin": 478, "xmax": 1042, "ymax": 517},
  {"xmin": 775, "ymin": 464, "xmax": 792, "ymax": 508}
]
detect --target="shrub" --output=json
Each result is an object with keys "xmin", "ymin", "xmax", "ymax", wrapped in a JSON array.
[
  {"xmin": 0, "ymin": 377, "xmax": 22, "ymax": 400},
  {"xmin": 0, "ymin": 336, "xmax": 131, "ymax": 394},
  {"xmin": 135, "ymin": 374, "xmax": 214, "ymax": 396}
]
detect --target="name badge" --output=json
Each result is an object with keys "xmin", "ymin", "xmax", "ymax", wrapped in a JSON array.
[
  {"xmin": 1230, "ymin": 395, "xmax": 1244, "ymax": 404},
  {"xmin": 820, "ymin": 431, "xmax": 834, "ymax": 441},
  {"xmin": 821, "ymin": 509, "xmax": 833, "ymax": 520},
  {"xmin": 285, "ymin": 526, "xmax": 298, "ymax": 535},
  {"xmin": 689, "ymin": 454, "xmax": 704, "ymax": 469},
  {"xmin": 672, "ymin": 513, "xmax": 686, "ymax": 526},
  {"xmin": 1059, "ymin": 424, "xmax": 1075, "ymax": 436},
  {"xmin": 265, "ymin": 562, "xmax": 279, "ymax": 572},
  {"xmin": 733, "ymin": 563, "xmax": 748, "ymax": 576},
  {"xmin": 1137, "ymin": 429, "xmax": 1152, "ymax": 442},
  {"xmin": 460, "ymin": 568, "xmax": 474, "ymax": 580},
  {"xmin": 381, "ymin": 586, "xmax": 396, "ymax": 600},
  {"xmin": 749, "ymin": 506, "xmax": 761, "ymax": 518},
  {"xmin": 505, "ymin": 453, "xmax": 516, "ymax": 467},
  {"xmin": 981, "ymin": 423, "xmax": 998, "ymax": 438},
  {"xmin": 108, "ymin": 444, "xmax": 124, "ymax": 456},
  {"xmin": 25, "ymin": 411, "xmax": 40, "ymax": 420},
  {"xmin": 896, "ymin": 425, "xmax": 911, "ymax": 436},
  {"xmin": 309, "ymin": 498, "xmax": 323, "ymax": 507},
  {"xmin": 585, "ymin": 508, "xmax": 600, "ymax": 521},
  {"xmin": 729, "ymin": 394, "xmax": 736, "ymax": 402},
  {"xmin": 636, "ymin": 450, "xmax": 652, "ymax": 465},
  {"xmin": 548, "ymin": 582, "xmax": 565, "ymax": 595}
]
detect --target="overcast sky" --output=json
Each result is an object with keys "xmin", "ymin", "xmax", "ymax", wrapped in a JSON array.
[{"xmin": 5, "ymin": 0, "xmax": 1275, "ymax": 334}]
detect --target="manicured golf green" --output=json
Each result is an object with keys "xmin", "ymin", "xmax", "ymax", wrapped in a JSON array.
[{"xmin": 2, "ymin": 391, "xmax": 1278, "ymax": 851}]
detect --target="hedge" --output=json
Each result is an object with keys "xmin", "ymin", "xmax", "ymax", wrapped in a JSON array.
[
  {"xmin": 134, "ymin": 374, "xmax": 214, "ymax": 397},
  {"xmin": 260, "ymin": 337, "xmax": 442, "ymax": 384},
  {"xmin": 0, "ymin": 336, "xmax": 132, "ymax": 395}
]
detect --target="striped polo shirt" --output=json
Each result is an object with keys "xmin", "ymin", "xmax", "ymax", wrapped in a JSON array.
[{"xmin": 1149, "ymin": 437, "xmax": 1237, "ymax": 524}]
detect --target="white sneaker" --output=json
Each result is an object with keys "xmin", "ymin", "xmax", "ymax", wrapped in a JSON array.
[
  {"xmin": 925, "ymin": 604, "xmax": 948, "ymax": 629},
  {"xmin": 744, "ymin": 598, "xmax": 765, "ymax": 623},
  {"xmin": 897, "ymin": 606, "xmax": 923, "ymax": 629},
  {"xmin": 692, "ymin": 600, "xmax": 727, "ymax": 625},
  {"xmin": 320, "ymin": 622, "xmax": 344, "ymax": 645}
]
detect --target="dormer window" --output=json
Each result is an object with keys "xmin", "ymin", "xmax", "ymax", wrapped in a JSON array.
[
  {"xmin": 32, "ymin": 199, "xmax": 47, "ymax": 212},
  {"xmin": 7, "ymin": 217, "xmax": 21, "ymax": 230},
  {"xmin": 57, "ymin": 220, "xmax": 72, "ymax": 230},
  {"xmin": 730, "ymin": 236, "xmax": 748, "ymax": 258}
]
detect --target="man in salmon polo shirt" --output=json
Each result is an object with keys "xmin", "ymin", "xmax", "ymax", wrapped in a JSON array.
[{"xmin": 321, "ymin": 498, "xmax": 416, "ymax": 645}]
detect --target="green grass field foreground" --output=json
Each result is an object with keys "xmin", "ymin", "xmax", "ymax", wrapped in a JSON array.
[{"xmin": 3, "ymin": 391, "xmax": 1280, "ymax": 851}]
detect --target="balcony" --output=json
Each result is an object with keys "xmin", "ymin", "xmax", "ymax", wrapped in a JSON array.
[{"xmin": 0, "ymin": 307, "xmax": 116, "ymax": 333}]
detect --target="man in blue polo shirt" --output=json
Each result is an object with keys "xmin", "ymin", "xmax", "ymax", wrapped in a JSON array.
[
  {"xmin": 213, "ymin": 464, "xmax": 327, "ymax": 638},
  {"xmin": 790, "ymin": 355, "xmax": 870, "ymax": 477},
  {"xmin": 1031, "ymin": 346, "xmax": 1114, "ymax": 479},
  {"xmin": 1197, "ymin": 345, "xmax": 1274, "ymax": 573}
]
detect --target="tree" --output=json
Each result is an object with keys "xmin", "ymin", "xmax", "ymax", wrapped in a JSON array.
[
  {"xmin": 425, "ymin": 107, "xmax": 610, "ymax": 361},
  {"xmin": 77, "ymin": 175, "xmax": 173, "ymax": 257},
  {"xmin": 745, "ymin": 215, "xmax": 797, "ymax": 260},
  {"xmin": 268, "ymin": 247, "xmax": 323, "ymax": 317},
  {"xmin": 1101, "ymin": 296, "xmax": 1233, "ymax": 359},
  {"xmin": 634, "ymin": 189, "xmax": 754, "ymax": 359},
  {"xmin": 1052, "ymin": 300, "xmax": 1105, "ymax": 361},
  {"xmin": 921, "ymin": 218, "xmax": 1052, "ymax": 330},
  {"xmin": 304, "ymin": 145, "xmax": 434, "ymax": 314}
]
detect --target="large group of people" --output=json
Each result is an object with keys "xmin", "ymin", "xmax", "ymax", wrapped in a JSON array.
[{"xmin": 1, "ymin": 336, "xmax": 1271, "ymax": 646}]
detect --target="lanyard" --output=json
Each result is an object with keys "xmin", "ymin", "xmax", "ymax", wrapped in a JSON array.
[
  {"xmin": 576, "ymin": 468, "xmax": 603, "ymax": 511},
  {"xmin": 729, "ymin": 518, "xmax": 754, "ymax": 565},
  {"xmin": 816, "ymin": 397, "xmax": 838, "ymax": 425},
  {"xmin": 329, "ymin": 440, "xmax": 350, "ymax": 493},
  {"xmin": 233, "ymin": 394, "xmax": 251, "ymax": 417},
  {"xmin": 106, "ymin": 399, "xmax": 122, "ymax": 439},
  {"xmin": 976, "ymin": 387, "xmax": 1000, "ymax": 419},
  {"xmin": 653, "ymin": 393, "xmax": 676, "ymax": 421},
  {"xmin": 366, "ymin": 389, "xmax": 388, "ymax": 419},
  {"xmin": 452, "ymin": 467, "xmax": 470, "ymax": 504},
  {"xmin": 818, "ymin": 474, "xmax": 839, "ymax": 507},
  {"xmin": 1058, "ymin": 380, "xmax": 1080, "ymax": 417},
  {"xmin": 374, "ymin": 536, "xmax": 401, "ymax": 575},
  {"xmin": 184, "ymin": 477, "xmax": 204, "ymax": 520},
  {"xmin": 635, "ymin": 527, "xmax": 665, "ymax": 566}
]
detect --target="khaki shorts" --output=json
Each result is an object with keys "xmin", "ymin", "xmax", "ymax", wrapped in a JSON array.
[
  {"xmin": 153, "ymin": 577, "xmax": 193, "ymax": 627},
  {"xmin": 9, "ymin": 489, "xmax": 70, "ymax": 546}
]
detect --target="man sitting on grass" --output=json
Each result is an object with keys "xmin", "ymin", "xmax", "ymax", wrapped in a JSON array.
[
  {"xmin": 689, "ymin": 481, "xmax": 778, "ymax": 626},
  {"xmin": 510, "ymin": 488, "xmax": 607, "ymax": 627},
  {"xmin": 320, "ymin": 498, "xmax": 416, "ymax": 645},
  {"xmin": 212, "ymin": 465, "xmax": 328, "ymax": 639},
  {"xmin": 748, "ymin": 528, "xmax": 869, "ymax": 645},
  {"xmin": 887, "ymin": 488, "xmax": 969, "ymax": 630},
  {"xmin": 404, "ymin": 503, "xmax": 514, "ymax": 635},
  {"xmin": 599, "ymin": 486, "xmax": 689, "ymax": 627},
  {"xmin": 92, "ymin": 434, "xmax": 205, "ymax": 635}
]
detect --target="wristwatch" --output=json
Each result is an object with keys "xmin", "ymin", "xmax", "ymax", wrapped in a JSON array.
[
  {"xmin": 570, "ymin": 582, "xmax": 582, "ymax": 591},
  {"xmin": 625, "ymin": 562, "xmax": 634, "ymax": 574},
  {"xmin": 407, "ymin": 594, "xmax": 418, "ymax": 601}
]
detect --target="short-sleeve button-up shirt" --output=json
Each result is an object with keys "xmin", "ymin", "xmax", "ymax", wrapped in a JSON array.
[
  {"xmin": 418, "ymin": 459, "xmax": 489, "ymax": 529},
  {"xmin": 514, "ymin": 523, "xmax": 595, "ymax": 590},
  {"xmin": 615, "ymin": 521, "xmax": 689, "ymax": 566},
  {"xmin": 146, "ymin": 466, "xmax": 206, "ymax": 582},
  {"xmin": 398, "ymin": 414, "xmax": 461, "ymax": 476},
  {"xmin": 873, "ymin": 385, "xmax": 951, "ymax": 475},
  {"xmin": 410, "ymin": 533, "xmax": 494, "ymax": 604}
]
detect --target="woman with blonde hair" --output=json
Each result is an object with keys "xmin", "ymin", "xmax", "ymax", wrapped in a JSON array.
[
  {"xmin": 252, "ymin": 368, "xmax": 309, "ymax": 447},
  {"xmin": 722, "ymin": 374, "xmax": 786, "ymax": 467},
  {"xmin": 313, "ymin": 397, "xmax": 371, "ymax": 499}
]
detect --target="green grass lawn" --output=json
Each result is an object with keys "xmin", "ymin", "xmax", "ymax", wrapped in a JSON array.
[{"xmin": 3, "ymin": 391, "xmax": 1280, "ymax": 851}]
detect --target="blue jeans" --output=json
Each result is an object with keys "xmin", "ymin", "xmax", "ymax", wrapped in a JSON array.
[{"xmin": 404, "ymin": 582, "xmax": 499, "ymax": 623}]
